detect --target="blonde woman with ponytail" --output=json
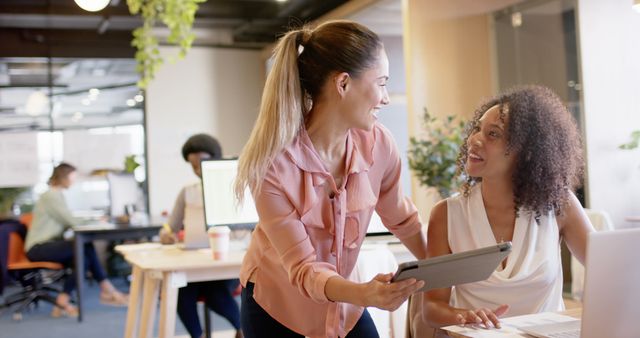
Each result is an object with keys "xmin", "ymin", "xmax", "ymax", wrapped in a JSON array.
[{"xmin": 236, "ymin": 20, "xmax": 428, "ymax": 338}]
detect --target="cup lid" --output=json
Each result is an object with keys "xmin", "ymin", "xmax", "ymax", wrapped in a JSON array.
[{"xmin": 207, "ymin": 225, "xmax": 231, "ymax": 233}]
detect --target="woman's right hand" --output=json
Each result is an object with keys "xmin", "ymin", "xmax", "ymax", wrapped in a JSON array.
[
  {"xmin": 362, "ymin": 273, "xmax": 424, "ymax": 311},
  {"xmin": 159, "ymin": 228, "xmax": 176, "ymax": 244}
]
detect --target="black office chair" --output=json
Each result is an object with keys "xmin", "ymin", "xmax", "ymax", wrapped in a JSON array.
[{"xmin": 0, "ymin": 222, "xmax": 67, "ymax": 320}]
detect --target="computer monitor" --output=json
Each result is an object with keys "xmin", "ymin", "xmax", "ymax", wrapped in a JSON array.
[
  {"xmin": 200, "ymin": 159, "xmax": 259, "ymax": 229},
  {"xmin": 106, "ymin": 172, "xmax": 143, "ymax": 218},
  {"xmin": 366, "ymin": 211, "xmax": 391, "ymax": 237}
]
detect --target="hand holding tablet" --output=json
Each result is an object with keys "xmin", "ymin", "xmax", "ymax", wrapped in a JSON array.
[{"xmin": 392, "ymin": 242, "xmax": 512, "ymax": 293}]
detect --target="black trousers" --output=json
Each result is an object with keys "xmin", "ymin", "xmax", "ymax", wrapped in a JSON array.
[
  {"xmin": 241, "ymin": 282, "xmax": 380, "ymax": 338},
  {"xmin": 27, "ymin": 240, "xmax": 107, "ymax": 294},
  {"xmin": 177, "ymin": 279, "xmax": 241, "ymax": 338}
]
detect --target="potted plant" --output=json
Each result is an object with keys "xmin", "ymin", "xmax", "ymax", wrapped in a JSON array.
[
  {"xmin": 127, "ymin": 0, "xmax": 206, "ymax": 88},
  {"xmin": 408, "ymin": 109, "xmax": 467, "ymax": 198},
  {"xmin": 619, "ymin": 130, "xmax": 640, "ymax": 150},
  {"xmin": 0, "ymin": 187, "xmax": 27, "ymax": 220}
]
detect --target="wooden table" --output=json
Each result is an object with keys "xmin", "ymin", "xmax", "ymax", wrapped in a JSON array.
[
  {"xmin": 443, "ymin": 308, "xmax": 582, "ymax": 338},
  {"xmin": 115, "ymin": 243, "xmax": 244, "ymax": 338},
  {"xmin": 73, "ymin": 222, "xmax": 161, "ymax": 322}
]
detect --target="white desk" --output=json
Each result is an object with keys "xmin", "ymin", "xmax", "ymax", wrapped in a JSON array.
[
  {"xmin": 442, "ymin": 308, "xmax": 582, "ymax": 338},
  {"xmin": 116, "ymin": 244, "xmax": 244, "ymax": 338}
]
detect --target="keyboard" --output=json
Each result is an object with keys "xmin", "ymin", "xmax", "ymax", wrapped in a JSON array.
[
  {"xmin": 519, "ymin": 320, "xmax": 581, "ymax": 338},
  {"xmin": 546, "ymin": 330, "xmax": 580, "ymax": 338}
]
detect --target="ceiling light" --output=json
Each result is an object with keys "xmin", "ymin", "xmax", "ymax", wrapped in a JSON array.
[
  {"xmin": 634, "ymin": 0, "xmax": 640, "ymax": 13},
  {"xmin": 89, "ymin": 88, "xmax": 100, "ymax": 96},
  {"xmin": 134, "ymin": 94, "xmax": 144, "ymax": 102},
  {"xmin": 126, "ymin": 99, "xmax": 136, "ymax": 107},
  {"xmin": 74, "ymin": 0, "xmax": 110, "ymax": 12},
  {"xmin": 24, "ymin": 91, "xmax": 49, "ymax": 116},
  {"xmin": 72, "ymin": 112, "xmax": 84, "ymax": 122},
  {"xmin": 511, "ymin": 12, "xmax": 522, "ymax": 28}
]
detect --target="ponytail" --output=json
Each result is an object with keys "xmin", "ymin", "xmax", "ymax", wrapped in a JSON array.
[{"xmin": 235, "ymin": 29, "xmax": 307, "ymax": 201}]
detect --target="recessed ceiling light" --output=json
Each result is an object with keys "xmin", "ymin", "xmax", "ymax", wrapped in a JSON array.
[
  {"xmin": 89, "ymin": 88, "xmax": 100, "ymax": 96},
  {"xmin": 134, "ymin": 94, "xmax": 144, "ymax": 102},
  {"xmin": 126, "ymin": 99, "xmax": 136, "ymax": 107}
]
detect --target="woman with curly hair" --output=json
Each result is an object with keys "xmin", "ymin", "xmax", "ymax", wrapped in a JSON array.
[{"xmin": 421, "ymin": 85, "xmax": 594, "ymax": 330}]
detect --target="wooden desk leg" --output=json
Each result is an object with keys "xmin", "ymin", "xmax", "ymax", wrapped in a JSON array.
[
  {"xmin": 158, "ymin": 272, "xmax": 180, "ymax": 338},
  {"xmin": 124, "ymin": 266, "xmax": 144, "ymax": 338},
  {"xmin": 139, "ymin": 271, "xmax": 161, "ymax": 338},
  {"xmin": 73, "ymin": 234, "xmax": 85, "ymax": 322}
]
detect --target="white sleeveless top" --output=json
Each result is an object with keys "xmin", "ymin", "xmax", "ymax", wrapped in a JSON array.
[{"xmin": 447, "ymin": 184, "xmax": 565, "ymax": 317}]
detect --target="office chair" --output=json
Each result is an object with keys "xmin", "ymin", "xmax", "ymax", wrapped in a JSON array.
[{"xmin": 0, "ymin": 226, "xmax": 66, "ymax": 320}]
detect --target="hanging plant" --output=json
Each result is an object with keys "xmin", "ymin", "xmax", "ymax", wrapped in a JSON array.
[{"xmin": 127, "ymin": 0, "xmax": 205, "ymax": 88}]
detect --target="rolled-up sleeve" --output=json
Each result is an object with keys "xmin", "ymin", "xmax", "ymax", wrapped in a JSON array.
[
  {"xmin": 375, "ymin": 127, "xmax": 422, "ymax": 239},
  {"xmin": 255, "ymin": 169, "xmax": 340, "ymax": 303}
]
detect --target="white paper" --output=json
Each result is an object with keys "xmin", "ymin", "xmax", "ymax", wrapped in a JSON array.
[{"xmin": 442, "ymin": 312, "xmax": 577, "ymax": 338}]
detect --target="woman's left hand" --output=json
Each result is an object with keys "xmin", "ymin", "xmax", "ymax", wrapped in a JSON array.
[
  {"xmin": 455, "ymin": 304, "xmax": 509, "ymax": 329},
  {"xmin": 362, "ymin": 273, "xmax": 424, "ymax": 311}
]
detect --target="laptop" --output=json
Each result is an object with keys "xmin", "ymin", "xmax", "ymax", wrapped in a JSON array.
[{"xmin": 520, "ymin": 227, "xmax": 640, "ymax": 338}]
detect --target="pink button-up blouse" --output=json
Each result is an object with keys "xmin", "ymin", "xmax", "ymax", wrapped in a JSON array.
[{"xmin": 239, "ymin": 122, "xmax": 422, "ymax": 338}]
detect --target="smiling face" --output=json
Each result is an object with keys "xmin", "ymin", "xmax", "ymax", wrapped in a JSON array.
[
  {"xmin": 465, "ymin": 104, "xmax": 517, "ymax": 180},
  {"xmin": 340, "ymin": 48, "xmax": 390, "ymax": 131}
]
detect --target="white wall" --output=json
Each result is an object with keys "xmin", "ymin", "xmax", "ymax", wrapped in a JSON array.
[
  {"xmin": 146, "ymin": 46, "xmax": 262, "ymax": 216},
  {"xmin": 578, "ymin": 0, "xmax": 640, "ymax": 228},
  {"xmin": 402, "ymin": 0, "xmax": 494, "ymax": 221},
  {"xmin": 377, "ymin": 35, "xmax": 412, "ymax": 198}
]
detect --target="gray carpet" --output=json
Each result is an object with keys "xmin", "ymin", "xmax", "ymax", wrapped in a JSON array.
[{"xmin": 0, "ymin": 277, "xmax": 237, "ymax": 338}]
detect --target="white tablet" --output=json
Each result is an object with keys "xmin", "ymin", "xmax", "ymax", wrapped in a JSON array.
[{"xmin": 392, "ymin": 242, "xmax": 512, "ymax": 293}]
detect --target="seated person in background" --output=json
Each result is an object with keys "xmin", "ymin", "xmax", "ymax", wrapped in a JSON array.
[
  {"xmin": 25, "ymin": 162, "xmax": 128, "ymax": 318},
  {"xmin": 159, "ymin": 134, "xmax": 242, "ymax": 338},
  {"xmin": 422, "ymin": 85, "xmax": 595, "ymax": 330}
]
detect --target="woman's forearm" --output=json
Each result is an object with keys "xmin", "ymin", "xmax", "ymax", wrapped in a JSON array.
[
  {"xmin": 423, "ymin": 296, "xmax": 464, "ymax": 328},
  {"xmin": 400, "ymin": 230, "xmax": 428, "ymax": 260},
  {"xmin": 324, "ymin": 276, "xmax": 367, "ymax": 306}
]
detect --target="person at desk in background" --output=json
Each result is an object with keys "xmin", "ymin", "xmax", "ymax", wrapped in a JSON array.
[
  {"xmin": 159, "ymin": 134, "xmax": 243, "ymax": 338},
  {"xmin": 234, "ymin": 20, "xmax": 428, "ymax": 338},
  {"xmin": 422, "ymin": 86, "xmax": 595, "ymax": 331},
  {"xmin": 25, "ymin": 162, "xmax": 129, "ymax": 318}
]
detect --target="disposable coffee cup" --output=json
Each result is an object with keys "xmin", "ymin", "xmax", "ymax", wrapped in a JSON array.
[{"xmin": 207, "ymin": 226, "xmax": 231, "ymax": 260}]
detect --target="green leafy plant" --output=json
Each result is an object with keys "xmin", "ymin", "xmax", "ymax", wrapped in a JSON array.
[
  {"xmin": 619, "ymin": 130, "xmax": 640, "ymax": 150},
  {"xmin": 408, "ymin": 109, "xmax": 467, "ymax": 198},
  {"xmin": 127, "ymin": 0, "xmax": 205, "ymax": 88},
  {"xmin": 124, "ymin": 154, "xmax": 141, "ymax": 173},
  {"xmin": 0, "ymin": 187, "xmax": 27, "ymax": 219}
]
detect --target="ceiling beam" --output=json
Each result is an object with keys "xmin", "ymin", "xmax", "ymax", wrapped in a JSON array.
[{"xmin": 0, "ymin": 28, "xmax": 135, "ymax": 58}]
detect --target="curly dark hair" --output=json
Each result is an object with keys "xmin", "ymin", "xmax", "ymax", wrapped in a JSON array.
[
  {"xmin": 181, "ymin": 134, "xmax": 222, "ymax": 161},
  {"xmin": 457, "ymin": 85, "xmax": 584, "ymax": 218}
]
